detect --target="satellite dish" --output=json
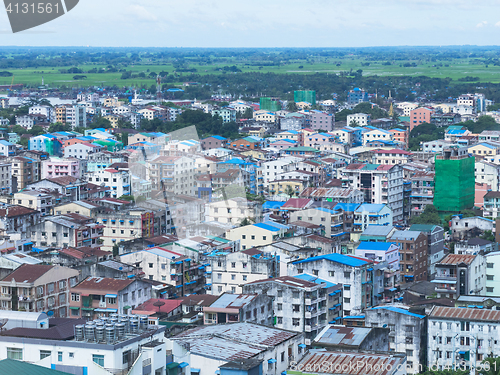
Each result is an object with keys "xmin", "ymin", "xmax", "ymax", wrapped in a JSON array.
[
  {"xmin": 119, "ymin": 267, "xmax": 123, "ymax": 270},
  {"xmin": 47, "ymin": 311, "xmax": 54, "ymax": 317},
  {"xmin": 383, "ymin": 324, "xmax": 387, "ymax": 328}
]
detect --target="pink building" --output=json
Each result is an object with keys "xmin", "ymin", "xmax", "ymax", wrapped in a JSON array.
[
  {"xmin": 41, "ymin": 157, "xmax": 81, "ymax": 179},
  {"xmin": 310, "ymin": 110, "xmax": 335, "ymax": 132},
  {"xmin": 304, "ymin": 133, "xmax": 336, "ymax": 148},
  {"xmin": 389, "ymin": 128, "xmax": 409, "ymax": 147},
  {"xmin": 410, "ymin": 107, "xmax": 433, "ymax": 131},
  {"xmin": 475, "ymin": 182, "xmax": 491, "ymax": 208}
]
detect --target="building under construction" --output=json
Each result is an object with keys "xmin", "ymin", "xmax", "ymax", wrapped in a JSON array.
[
  {"xmin": 434, "ymin": 146, "xmax": 475, "ymax": 212},
  {"xmin": 259, "ymin": 97, "xmax": 281, "ymax": 112},
  {"xmin": 294, "ymin": 90, "xmax": 316, "ymax": 105}
]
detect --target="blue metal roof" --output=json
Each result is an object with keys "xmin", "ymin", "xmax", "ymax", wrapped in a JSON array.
[
  {"xmin": 262, "ymin": 201, "xmax": 285, "ymax": 210},
  {"xmin": 253, "ymin": 222, "xmax": 281, "ymax": 232},
  {"xmin": 293, "ymin": 253, "xmax": 370, "ymax": 267},
  {"xmin": 313, "ymin": 206, "xmax": 338, "ymax": 215},
  {"xmin": 357, "ymin": 242, "xmax": 396, "ymax": 251},
  {"xmin": 355, "ymin": 204, "xmax": 386, "ymax": 213},
  {"xmin": 293, "ymin": 273, "xmax": 336, "ymax": 288},
  {"xmin": 334, "ymin": 203, "xmax": 361, "ymax": 212},
  {"xmin": 369, "ymin": 306, "xmax": 425, "ymax": 319}
]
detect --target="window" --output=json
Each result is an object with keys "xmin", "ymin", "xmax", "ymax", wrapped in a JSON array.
[
  {"xmin": 312, "ymin": 269, "xmax": 319, "ymax": 276},
  {"xmin": 329, "ymin": 271, "xmax": 335, "ymax": 277},
  {"xmin": 292, "ymin": 291, "xmax": 300, "ymax": 299},
  {"xmin": 293, "ymin": 304, "xmax": 300, "ymax": 312},
  {"xmin": 242, "ymin": 263, "xmax": 247, "ymax": 268},
  {"xmin": 231, "ymin": 274, "xmax": 236, "ymax": 280},
  {"xmin": 487, "ymin": 263, "xmax": 494, "ymax": 268},
  {"xmin": 281, "ymin": 351, "xmax": 285, "ymax": 362},
  {"xmin": 406, "ymin": 350, "xmax": 413, "ymax": 357},
  {"xmin": 71, "ymin": 293, "xmax": 80, "ymax": 302},
  {"xmin": 344, "ymin": 271, "xmax": 351, "ymax": 278},
  {"xmin": 488, "ymin": 275, "xmax": 494, "ymax": 281},
  {"xmin": 277, "ymin": 317, "xmax": 283, "ymax": 324},
  {"xmin": 108, "ymin": 297, "xmax": 116, "ymax": 304},
  {"xmin": 277, "ymin": 290, "xmax": 283, "ymax": 297},
  {"xmin": 218, "ymin": 286, "xmax": 223, "ymax": 292},
  {"xmin": 93, "ymin": 354, "xmax": 104, "ymax": 367},
  {"xmin": 40, "ymin": 350, "xmax": 51, "ymax": 360},
  {"xmin": 123, "ymin": 293, "xmax": 128, "ymax": 303},
  {"xmin": 487, "ymin": 287, "xmax": 494, "ymax": 293},
  {"xmin": 217, "ymin": 273, "xmax": 222, "ymax": 280},
  {"xmin": 7, "ymin": 348, "xmax": 22, "ymax": 360},
  {"xmin": 292, "ymin": 318, "xmax": 300, "ymax": 326},
  {"xmin": 58, "ymin": 351, "xmax": 63, "ymax": 362},
  {"xmin": 344, "ymin": 298, "xmax": 351, "ymax": 303},
  {"xmin": 277, "ymin": 303, "xmax": 282, "ymax": 311},
  {"xmin": 148, "ymin": 263, "xmax": 153, "ymax": 268},
  {"xmin": 231, "ymin": 262, "xmax": 236, "ymax": 268},
  {"xmin": 243, "ymin": 275, "xmax": 247, "ymax": 281}
]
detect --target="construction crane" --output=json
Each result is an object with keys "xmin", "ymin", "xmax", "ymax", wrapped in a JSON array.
[{"xmin": 8, "ymin": 75, "xmax": 14, "ymax": 91}]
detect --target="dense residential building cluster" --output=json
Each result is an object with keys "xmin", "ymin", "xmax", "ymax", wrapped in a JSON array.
[{"xmin": 0, "ymin": 85, "xmax": 499, "ymax": 375}]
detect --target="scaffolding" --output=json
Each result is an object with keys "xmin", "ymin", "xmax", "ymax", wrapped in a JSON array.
[
  {"xmin": 434, "ymin": 155, "xmax": 475, "ymax": 212},
  {"xmin": 294, "ymin": 90, "xmax": 316, "ymax": 105}
]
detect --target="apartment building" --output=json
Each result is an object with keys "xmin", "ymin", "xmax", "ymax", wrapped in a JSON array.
[
  {"xmin": 120, "ymin": 247, "xmax": 205, "ymax": 296},
  {"xmin": 69, "ymin": 276, "xmax": 152, "ymax": 318},
  {"xmin": 289, "ymin": 253, "xmax": 375, "ymax": 317},
  {"xmin": 146, "ymin": 155, "xmax": 195, "ymax": 195},
  {"xmin": 262, "ymin": 156, "xmax": 301, "ymax": 185},
  {"xmin": 243, "ymin": 275, "xmax": 342, "ymax": 345},
  {"xmin": 365, "ymin": 305, "xmax": 426, "ymax": 374},
  {"xmin": 30, "ymin": 213, "xmax": 104, "ymax": 249},
  {"xmin": 87, "ymin": 168, "xmax": 131, "ymax": 199},
  {"xmin": 428, "ymin": 306, "xmax": 500, "ymax": 371},
  {"xmin": 433, "ymin": 254, "xmax": 486, "ymax": 299},
  {"xmin": 209, "ymin": 248, "xmax": 279, "ymax": 295},
  {"xmin": 343, "ymin": 163, "xmax": 404, "ymax": 222},
  {"xmin": 41, "ymin": 157, "xmax": 81, "ymax": 179},
  {"xmin": 347, "ymin": 113, "xmax": 371, "ymax": 126},
  {"xmin": 0, "ymin": 264, "xmax": 79, "ymax": 317},
  {"xmin": 389, "ymin": 230, "xmax": 428, "ymax": 283}
]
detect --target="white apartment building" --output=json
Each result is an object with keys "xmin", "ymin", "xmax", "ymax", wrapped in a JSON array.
[
  {"xmin": 66, "ymin": 104, "xmax": 87, "ymax": 129},
  {"xmin": 64, "ymin": 142, "xmax": 103, "ymax": 159},
  {"xmin": 0, "ymin": 161, "xmax": 12, "ymax": 194},
  {"xmin": 289, "ymin": 253, "xmax": 375, "ymax": 317},
  {"xmin": 29, "ymin": 105, "xmax": 55, "ymax": 123},
  {"xmin": 365, "ymin": 305, "xmax": 426, "ymax": 374},
  {"xmin": 347, "ymin": 113, "xmax": 371, "ymax": 126},
  {"xmin": 209, "ymin": 248, "xmax": 279, "ymax": 295},
  {"xmin": 343, "ymin": 164, "xmax": 404, "ymax": 222},
  {"xmin": 262, "ymin": 156, "xmax": 301, "ymax": 185},
  {"xmin": 475, "ymin": 160, "xmax": 500, "ymax": 190},
  {"xmin": 87, "ymin": 169, "xmax": 131, "ymax": 199},
  {"xmin": 428, "ymin": 306, "xmax": 500, "ymax": 371},
  {"xmin": 0, "ymin": 315, "xmax": 167, "ymax": 375},
  {"xmin": 485, "ymin": 252, "xmax": 500, "ymax": 296},
  {"xmin": 146, "ymin": 155, "xmax": 196, "ymax": 195}
]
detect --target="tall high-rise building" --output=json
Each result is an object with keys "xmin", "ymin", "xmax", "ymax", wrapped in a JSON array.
[
  {"xmin": 434, "ymin": 146, "xmax": 475, "ymax": 212},
  {"xmin": 294, "ymin": 90, "xmax": 316, "ymax": 105}
]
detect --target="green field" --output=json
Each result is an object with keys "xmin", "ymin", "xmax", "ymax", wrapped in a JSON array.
[{"xmin": 1, "ymin": 56, "xmax": 500, "ymax": 90}]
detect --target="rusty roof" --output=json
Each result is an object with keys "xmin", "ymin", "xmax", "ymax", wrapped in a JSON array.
[
  {"xmin": 314, "ymin": 325, "xmax": 374, "ymax": 347},
  {"xmin": 0, "ymin": 205, "xmax": 39, "ymax": 218},
  {"xmin": 1, "ymin": 264, "xmax": 53, "ymax": 283},
  {"xmin": 438, "ymin": 254, "xmax": 476, "ymax": 266},
  {"xmin": 430, "ymin": 306, "xmax": 500, "ymax": 322},
  {"xmin": 300, "ymin": 187, "xmax": 359, "ymax": 198},
  {"xmin": 298, "ymin": 350, "xmax": 405, "ymax": 375},
  {"xmin": 46, "ymin": 176, "xmax": 81, "ymax": 186},
  {"xmin": 72, "ymin": 276, "xmax": 133, "ymax": 291},
  {"xmin": 246, "ymin": 275, "xmax": 318, "ymax": 289}
]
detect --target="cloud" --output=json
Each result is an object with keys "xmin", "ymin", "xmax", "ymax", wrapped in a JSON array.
[
  {"xmin": 127, "ymin": 4, "xmax": 157, "ymax": 21},
  {"xmin": 495, "ymin": 21, "xmax": 500, "ymax": 27},
  {"xmin": 476, "ymin": 21, "xmax": 488, "ymax": 27}
]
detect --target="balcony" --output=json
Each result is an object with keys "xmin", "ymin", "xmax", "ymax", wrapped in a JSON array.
[{"xmin": 304, "ymin": 325, "xmax": 312, "ymax": 332}]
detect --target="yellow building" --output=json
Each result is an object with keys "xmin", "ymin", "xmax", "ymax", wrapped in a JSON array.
[
  {"xmin": 104, "ymin": 114, "xmax": 120, "ymax": 128},
  {"xmin": 248, "ymin": 128, "xmax": 267, "ymax": 138},
  {"xmin": 268, "ymin": 179, "xmax": 307, "ymax": 197},
  {"xmin": 253, "ymin": 110, "xmax": 277, "ymax": 123},
  {"xmin": 241, "ymin": 149, "xmax": 268, "ymax": 161},
  {"xmin": 468, "ymin": 142, "xmax": 500, "ymax": 157},
  {"xmin": 296, "ymin": 101, "xmax": 311, "ymax": 110},
  {"xmin": 226, "ymin": 222, "xmax": 287, "ymax": 250}
]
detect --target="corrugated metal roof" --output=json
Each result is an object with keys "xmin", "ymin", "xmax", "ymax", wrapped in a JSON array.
[
  {"xmin": 369, "ymin": 306, "xmax": 425, "ymax": 319},
  {"xmin": 293, "ymin": 253, "xmax": 370, "ymax": 267},
  {"xmin": 314, "ymin": 325, "xmax": 372, "ymax": 347},
  {"xmin": 0, "ymin": 359, "xmax": 72, "ymax": 375},
  {"xmin": 430, "ymin": 306, "xmax": 500, "ymax": 322},
  {"xmin": 438, "ymin": 254, "xmax": 476, "ymax": 266},
  {"xmin": 209, "ymin": 294, "xmax": 257, "ymax": 309}
]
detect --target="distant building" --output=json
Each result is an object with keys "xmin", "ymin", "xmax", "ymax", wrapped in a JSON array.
[
  {"xmin": 347, "ymin": 88, "xmax": 368, "ymax": 105},
  {"xmin": 294, "ymin": 90, "xmax": 316, "ymax": 105}
]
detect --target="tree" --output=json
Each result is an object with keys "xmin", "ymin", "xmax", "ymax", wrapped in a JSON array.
[
  {"xmin": 112, "ymin": 244, "xmax": 119, "ymax": 257},
  {"xmin": 240, "ymin": 218, "xmax": 252, "ymax": 227},
  {"xmin": 285, "ymin": 185, "xmax": 296, "ymax": 198},
  {"xmin": 410, "ymin": 205, "xmax": 441, "ymax": 225},
  {"xmin": 90, "ymin": 116, "xmax": 112, "ymax": 129},
  {"xmin": 118, "ymin": 195, "xmax": 134, "ymax": 202},
  {"xmin": 286, "ymin": 101, "xmax": 298, "ymax": 112},
  {"xmin": 479, "ymin": 357, "xmax": 500, "ymax": 375},
  {"xmin": 48, "ymin": 122, "xmax": 71, "ymax": 133},
  {"xmin": 480, "ymin": 230, "xmax": 495, "ymax": 242}
]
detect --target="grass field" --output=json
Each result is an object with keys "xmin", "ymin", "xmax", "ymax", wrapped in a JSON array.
[{"xmin": 1, "ymin": 56, "xmax": 499, "ymax": 90}]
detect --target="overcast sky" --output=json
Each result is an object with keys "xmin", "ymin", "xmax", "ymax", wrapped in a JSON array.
[{"xmin": 2, "ymin": 0, "xmax": 500, "ymax": 47}]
